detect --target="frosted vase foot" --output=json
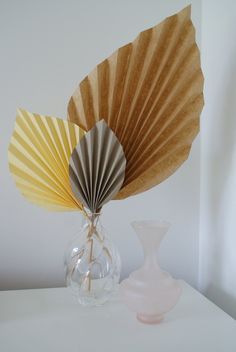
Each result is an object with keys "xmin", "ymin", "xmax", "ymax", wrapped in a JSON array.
[
  {"xmin": 137, "ymin": 314, "xmax": 164, "ymax": 324},
  {"xmin": 120, "ymin": 220, "xmax": 182, "ymax": 324}
]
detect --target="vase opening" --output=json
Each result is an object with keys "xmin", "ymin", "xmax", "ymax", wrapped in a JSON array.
[{"xmin": 131, "ymin": 220, "xmax": 170, "ymax": 231}]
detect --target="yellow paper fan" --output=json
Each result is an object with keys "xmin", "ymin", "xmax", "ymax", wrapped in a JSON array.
[
  {"xmin": 67, "ymin": 6, "xmax": 204, "ymax": 199},
  {"xmin": 8, "ymin": 109, "xmax": 85, "ymax": 211}
]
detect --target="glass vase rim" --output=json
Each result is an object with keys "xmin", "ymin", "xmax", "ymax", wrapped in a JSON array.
[
  {"xmin": 131, "ymin": 220, "xmax": 171, "ymax": 230},
  {"xmin": 83, "ymin": 210, "xmax": 102, "ymax": 218}
]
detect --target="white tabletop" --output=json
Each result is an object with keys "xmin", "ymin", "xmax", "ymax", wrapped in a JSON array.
[{"xmin": 0, "ymin": 281, "xmax": 235, "ymax": 352}]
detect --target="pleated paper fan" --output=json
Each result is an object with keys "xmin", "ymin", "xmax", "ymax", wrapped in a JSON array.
[
  {"xmin": 67, "ymin": 6, "xmax": 204, "ymax": 199},
  {"xmin": 69, "ymin": 120, "xmax": 126, "ymax": 213},
  {"xmin": 8, "ymin": 109, "xmax": 85, "ymax": 211}
]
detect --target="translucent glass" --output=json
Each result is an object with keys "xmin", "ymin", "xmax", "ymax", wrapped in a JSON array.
[
  {"xmin": 65, "ymin": 213, "xmax": 121, "ymax": 306},
  {"xmin": 120, "ymin": 220, "xmax": 182, "ymax": 323}
]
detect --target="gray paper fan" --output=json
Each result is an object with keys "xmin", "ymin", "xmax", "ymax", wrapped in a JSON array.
[{"xmin": 69, "ymin": 120, "xmax": 126, "ymax": 213}]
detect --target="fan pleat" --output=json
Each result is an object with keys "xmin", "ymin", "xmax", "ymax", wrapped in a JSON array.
[
  {"xmin": 117, "ymin": 145, "xmax": 191, "ymax": 199},
  {"xmin": 23, "ymin": 113, "xmax": 68, "ymax": 181},
  {"xmin": 115, "ymin": 29, "xmax": 153, "ymax": 141},
  {"xmin": 9, "ymin": 145, "xmax": 70, "ymax": 198},
  {"xmin": 109, "ymin": 45, "xmax": 132, "ymax": 130},
  {"xmin": 97, "ymin": 59, "xmax": 110, "ymax": 121},
  {"xmin": 17, "ymin": 182, "xmax": 72, "ymax": 205},
  {"xmin": 67, "ymin": 6, "xmax": 204, "ymax": 199},
  {"xmin": 79, "ymin": 77, "xmax": 96, "ymax": 130},
  {"xmin": 118, "ymin": 18, "xmax": 179, "ymax": 145},
  {"xmin": 8, "ymin": 109, "xmax": 85, "ymax": 211},
  {"xmin": 10, "ymin": 164, "xmax": 73, "ymax": 206},
  {"xmin": 127, "ymin": 94, "xmax": 202, "ymax": 181},
  {"xmin": 126, "ymin": 68, "xmax": 202, "ymax": 176},
  {"xmin": 69, "ymin": 120, "xmax": 126, "ymax": 213},
  {"xmin": 95, "ymin": 130, "xmax": 123, "ymax": 204},
  {"xmin": 123, "ymin": 22, "xmax": 195, "ymax": 155},
  {"xmin": 126, "ymin": 119, "xmax": 199, "ymax": 184}
]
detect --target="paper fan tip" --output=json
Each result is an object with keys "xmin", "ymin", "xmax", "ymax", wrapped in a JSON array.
[
  {"xmin": 92, "ymin": 119, "xmax": 117, "ymax": 137},
  {"xmin": 95, "ymin": 119, "xmax": 108, "ymax": 128},
  {"xmin": 16, "ymin": 107, "xmax": 28, "ymax": 116},
  {"xmin": 176, "ymin": 5, "xmax": 191, "ymax": 18},
  {"xmin": 181, "ymin": 4, "xmax": 191, "ymax": 15},
  {"xmin": 167, "ymin": 5, "xmax": 192, "ymax": 23}
]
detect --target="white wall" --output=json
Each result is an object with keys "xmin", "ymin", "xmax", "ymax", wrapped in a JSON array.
[
  {"xmin": 200, "ymin": 0, "xmax": 236, "ymax": 318},
  {"xmin": 0, "ymin": 0, "xmax": 201, "ymax": 290}
]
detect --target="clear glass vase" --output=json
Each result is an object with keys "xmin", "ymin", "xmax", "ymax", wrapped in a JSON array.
[{"xmin": 65, "ymin": 212, "xmax": 121, "ymax": 306}]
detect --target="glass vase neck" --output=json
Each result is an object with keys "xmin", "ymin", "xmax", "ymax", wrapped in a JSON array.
[
  {"xmin": 131, "ymin": 220, "xmax": 170, "ymax": 251},
  {"xmin": 65, "ymin": 210, "xmax": 121, "ymax": 306},
  {"xmin": 131, "ymin": 220, "xmax": 170, "ymax": 273},
  {"xmin": 83, "ymin": 210, "xmax": 102, "ymax": 225}
]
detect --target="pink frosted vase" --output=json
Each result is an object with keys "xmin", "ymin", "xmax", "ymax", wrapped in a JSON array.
[{"xmin": 120, "ymin": 221, "xmax": 182, "ymax": 324}]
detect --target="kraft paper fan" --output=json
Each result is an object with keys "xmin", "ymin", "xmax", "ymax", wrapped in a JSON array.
[
  {"xmin": 67, "ymin": 6, "xmax": 204, "ymax": 199},
  {"xmin": 69, "ymin": 120, "xmax": 126, "ymax": 213},
  {"xmin": 8, "ymin": 109, "xmax": 85, "ymax": 211}
]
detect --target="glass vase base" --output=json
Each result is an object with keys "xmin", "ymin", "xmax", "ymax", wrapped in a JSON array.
[
  {"xmin": 73, "ymin": 283, "xmax": 119, "ymax": 306},
  {"xmin": 77, "ymin": 291, "xmax": 112, "ymax": 307}
]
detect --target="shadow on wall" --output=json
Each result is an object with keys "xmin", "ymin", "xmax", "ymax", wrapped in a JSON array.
[
  {"xmin": 206, "ymin": 51, "xmax": 236, "ymax": 319},
  {"xmin": 205, "ymin": 284, "xmax": 236, "ymax": 319}
]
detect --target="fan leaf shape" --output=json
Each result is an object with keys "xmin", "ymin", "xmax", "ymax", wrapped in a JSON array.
[
  {"xmin": 8, "ymin": 109, "xmax": 85, "ymax": 211},
  {"xmin": 67, "ymin": 6, "xmax": 204, "ymax": 199},
  {"xmin": 69, "ymin": 120, "xmax": 126, "ymax": 213}
]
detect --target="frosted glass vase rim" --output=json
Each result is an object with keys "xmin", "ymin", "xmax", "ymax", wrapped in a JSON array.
[{"xmin": 131, "ymin": 220, "xmax": 171, "ymax": 230}]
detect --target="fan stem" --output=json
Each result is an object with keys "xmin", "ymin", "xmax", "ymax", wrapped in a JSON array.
[
  {"xmin": 85, "ymin": 210, "xmax": 101, "ymax": 292},
  {"xmin": 88, "ymin": 238, "xmax": 93, "ymax": 291},
  {"xmin": 87, "ymin": 213, "xmax": 96, "ymax": 291}
]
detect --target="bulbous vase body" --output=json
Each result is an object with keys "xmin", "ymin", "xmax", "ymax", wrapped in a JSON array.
[
  {"xmin": 65, "ymin": 213, "xmax": 121, "ymax": 306},
  {"xmin": 120, "ymin": 220, "xmax": 182, "ymax": 324}
]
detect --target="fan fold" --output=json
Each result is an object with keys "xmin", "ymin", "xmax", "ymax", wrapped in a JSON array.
[
  {"xmin": 68, "ymin": 6, "xmax": 204, "ymax": 199},
  {"xmin": 8, "ymin": 109, "xmax": 85, "ymax": 211}
]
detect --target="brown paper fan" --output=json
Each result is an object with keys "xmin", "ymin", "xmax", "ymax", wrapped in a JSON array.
[
  {"xmin": 67, "ymin": 6, "xmax": 204, "ymax": 199},
  {"xmin": 69, "ymin": 120, "xmax": 126, "ymax": 213},
  {"xmin": 8, "ymin": 109, "xmax": 85, "ymax": 211}
]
